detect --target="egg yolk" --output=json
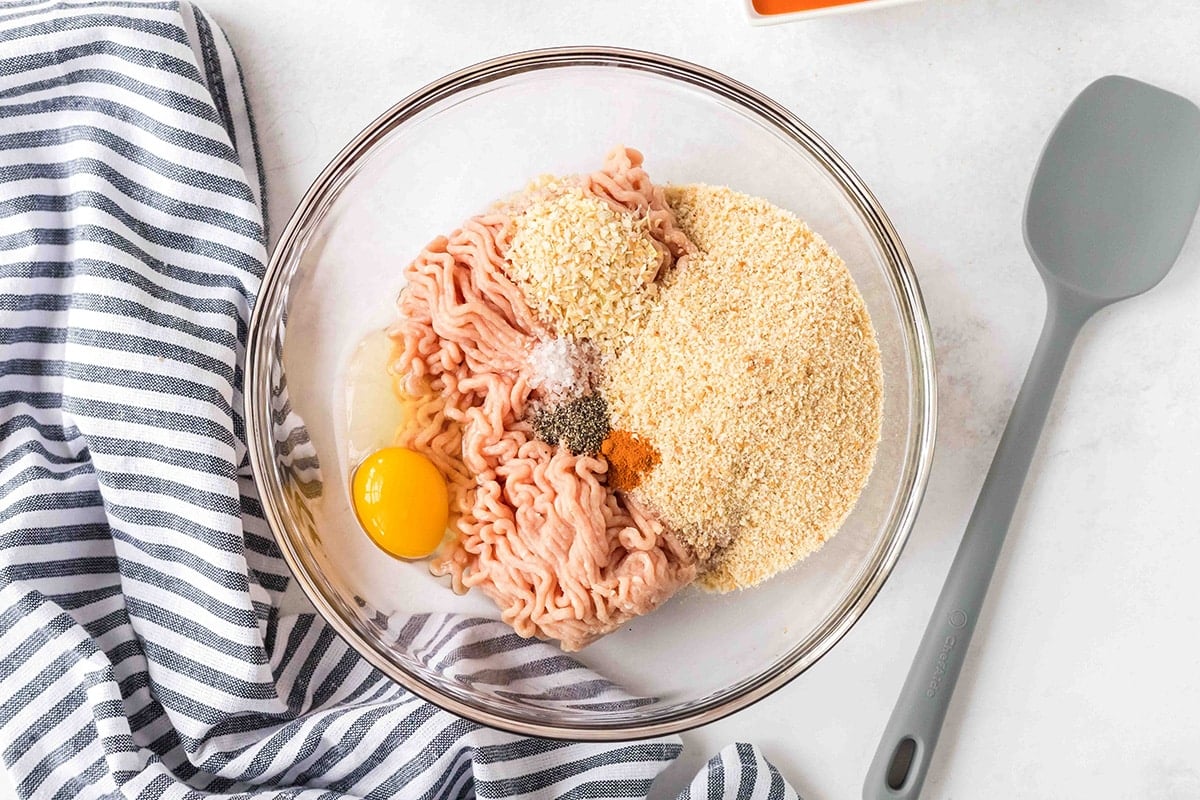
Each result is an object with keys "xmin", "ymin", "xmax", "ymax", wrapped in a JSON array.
[{"xmin": 352, "ymin": 447, "xmax": 448, "ymax": 560}]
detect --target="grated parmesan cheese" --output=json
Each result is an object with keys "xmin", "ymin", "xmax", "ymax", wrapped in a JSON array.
[{"xmin": 506, "ymin": 187, "xmax": 662, "ymax": 351}]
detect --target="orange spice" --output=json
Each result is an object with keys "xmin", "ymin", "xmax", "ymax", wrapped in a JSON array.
[{"xmin": 600, "ymin": 430, "xmax": 660, "ymax": 493}]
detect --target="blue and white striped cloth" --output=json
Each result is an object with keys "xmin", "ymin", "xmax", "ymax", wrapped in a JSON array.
[{"xmin": 0, "ymin": 2, "xmax": 802, "ymax": 799}]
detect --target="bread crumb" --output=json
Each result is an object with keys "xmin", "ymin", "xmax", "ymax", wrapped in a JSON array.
[{"xmin": 604, "ymin": 184, "xmax": 884, "ymax": 591}]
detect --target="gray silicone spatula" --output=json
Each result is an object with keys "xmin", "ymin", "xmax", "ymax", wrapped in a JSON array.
[{"xmin": 864, "ymin": 75, "xmax": 1200, "ymax": 800}]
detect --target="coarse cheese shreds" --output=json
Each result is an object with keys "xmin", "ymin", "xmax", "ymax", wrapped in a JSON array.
[
  {"xmin": 506, "ymin": 186, "xmax": 662, "ymax": 350},
  {"xmin": 604, "ymin": 184, "xmax": 884, "ymax": 592}
]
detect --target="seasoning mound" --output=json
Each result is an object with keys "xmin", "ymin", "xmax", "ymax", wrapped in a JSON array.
[
  {"xmin": 604, "ymin": 184, "xmax": 884, "ymax": 592},
  {"xmin": 601, "ymin": 430, "xmax": 660, "ymax": 492},
  {"xmin": 531, "ymin": 393, "xmax": 610, "ymax": 456},
  {"xmin": 528, "ymin": 337, "xmax": 600, "ymax": 403}
]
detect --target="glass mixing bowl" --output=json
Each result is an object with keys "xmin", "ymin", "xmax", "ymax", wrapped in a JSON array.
[{"xmin": 246, "ymin": 47, "xmax": 936, "ymax": 740}]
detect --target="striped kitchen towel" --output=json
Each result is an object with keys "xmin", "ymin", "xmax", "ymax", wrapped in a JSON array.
[{"xmin": 0, "ymin": 2, "xmax": 802, "ymax": 799}]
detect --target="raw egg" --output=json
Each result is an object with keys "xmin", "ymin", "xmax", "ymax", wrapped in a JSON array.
[{"xmin": 352, "ymin": 446, "xmax": 448, "ymax": 559}]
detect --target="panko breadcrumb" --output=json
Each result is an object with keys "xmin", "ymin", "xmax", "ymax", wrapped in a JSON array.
[{"xmin": 604, "ymin": 184, "xmax": 884, "ymax": 592}]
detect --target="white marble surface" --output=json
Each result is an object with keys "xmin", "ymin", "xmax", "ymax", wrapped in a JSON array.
[{"xmin": 202, "ymin": 1, "xmax": 1200, "ymax": 797}]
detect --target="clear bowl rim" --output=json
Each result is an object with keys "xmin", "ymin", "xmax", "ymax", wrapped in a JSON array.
[{"xmin": 246, "ymin": 45, "xmax": 938, "ymax": 741}]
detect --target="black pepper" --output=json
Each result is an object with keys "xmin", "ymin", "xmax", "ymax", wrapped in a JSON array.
[{"xmin": 531, "ymin": 393, "xmax": 610, "ymax": 455}]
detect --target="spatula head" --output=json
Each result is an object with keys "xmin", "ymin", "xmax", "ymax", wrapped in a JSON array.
[{"xmin": 1025, "ymin": 75, "xmax": 1200, "ymax": 302}]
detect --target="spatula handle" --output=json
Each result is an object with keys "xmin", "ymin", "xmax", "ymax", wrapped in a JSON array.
[{"xmin": 863, "ymin": 289, "xmax": 1093, "ymax": 800}]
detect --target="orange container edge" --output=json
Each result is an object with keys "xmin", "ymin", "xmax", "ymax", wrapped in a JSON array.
[{"xmin": 752, "ymin": 0, "xmax": 875, "ymax": 14}]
